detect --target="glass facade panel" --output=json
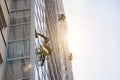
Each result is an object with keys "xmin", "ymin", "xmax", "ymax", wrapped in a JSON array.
[
  {"xmin": 11, "ymin": 0, "xmax": 30, "ymax": 11},
  {"xmin": 9, "ymin": 24, "xmax": 30, "ymax": 41},
  {"xmin": 34, "ymin": 0, "xmax": 49, "ymax": 79},
  {"xmin": 5, "ymin": 59, "xmax": 30, "ymax": 80},
  {"xmin": 7, "ymin": 40, "xmax": 30, "ymax": 59},
  {"xmin": 10, "ymin": 10, "xmax": 30, "ymax": 25},
  {"xmin": 5, "ymin": 0, "xmax": 31, "ymax": 80}
]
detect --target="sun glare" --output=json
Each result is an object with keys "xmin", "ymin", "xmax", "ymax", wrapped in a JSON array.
[{"xmin": 67, "ymin": 31, "xmax": 79, "ymax": 54}]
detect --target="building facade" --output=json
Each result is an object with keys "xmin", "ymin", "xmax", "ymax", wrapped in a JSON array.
[
  {"xmin": 0, "ymin": 0, "xmax": 9, "ymax": 80},
  {"xmin": 4, "ymin": 0, "xmax": 34, "ymax": 80},
  {"xmin": 1, "ymin": 0, "xmax": 73, "ymax": 80},
  {"xmin": 35, "ymin": 0, "xmax": 73, "ymax": 80}
]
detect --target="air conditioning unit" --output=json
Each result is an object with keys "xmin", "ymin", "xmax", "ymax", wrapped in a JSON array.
[{"xmin": 0, "ymin": 53, "xmax": 3, "ymax": 63}]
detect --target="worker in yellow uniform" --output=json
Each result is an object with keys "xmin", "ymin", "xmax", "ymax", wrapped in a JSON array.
[
  {"xmin": 69, "ymin": 52, "xmax": 73, "ymax": 61},
  {"xmin": 58, "ymin": 14, "xmax": 66, "ymax": 21},
  {"xmin": 36, "ymin": 33, "xmax": 51, "ymax": 66}
]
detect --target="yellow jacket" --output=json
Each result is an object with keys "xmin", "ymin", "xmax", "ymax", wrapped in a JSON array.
[{"xmin": 40, "ymin": 46, "xmax": 49, "ymax": 55}]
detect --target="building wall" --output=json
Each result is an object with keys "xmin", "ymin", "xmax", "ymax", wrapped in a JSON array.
[
  {"xmin": 4, "ymin": 0, "xmax": 32, "ymax": 80},
  {"xmin": 2, "ymin": 0, "xmax": 73, "ymax": 80},
  {"xmin": 43, "ymin": 0, "xmax": 73, "ymax": 80},
  {"xmin": 0, "ymin": 0, "xmax": 9, "ymax": 80},
  {"xmin": 34, "ymin": 0, "xmax": 48, "ymax": 80},
  {"xmin": 45, "ymin": 0, "xmax": 62, "ymax": 79},
  {"xmin": 55, "ymin": 0, "xmax": 73, "ymax": 80},
  {"xmin": 0, "ymin": 0, "xmax": 9, "ymax": 27},
  {"xmin": 34, "ymin": 0, "xmax": 73, "ymax": 80}
]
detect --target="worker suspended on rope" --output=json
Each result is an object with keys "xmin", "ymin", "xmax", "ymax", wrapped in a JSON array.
[
  {"xmin": 69, "ymin": 52, "xmax": 73, "ymax": 61},
  {"xmin": 58, "ymin": 14, "xmax": 66, "ymax": 21},
  {"xmin": 36, "ymin": 33, "xmax": 51, "ymax": 66}
]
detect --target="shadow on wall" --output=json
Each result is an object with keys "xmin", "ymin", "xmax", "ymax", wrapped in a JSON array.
[{"xmin": 0, "ymin": 53, "xmax": 3, "ymax": 63}]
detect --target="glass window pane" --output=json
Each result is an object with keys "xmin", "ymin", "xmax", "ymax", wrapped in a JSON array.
[
  {"xmin": 9, "ymin": 24, "xmax": 30, "ymax": 41},
  {"xmin": 5, "ymin": 59, "xmax": 30, "ymax": 80},
  {"xmin": 7, "ymin": 40, "xmax": 30, "ymax": 59},
  {"xmin": 11, "ymin": 0, "xmax": 30, "ymax": 11}
]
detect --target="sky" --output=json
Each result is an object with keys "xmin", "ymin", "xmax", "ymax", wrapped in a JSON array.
[{"xmin": 63, "ymin": 0, "xmax": 120, "ymax": 80}]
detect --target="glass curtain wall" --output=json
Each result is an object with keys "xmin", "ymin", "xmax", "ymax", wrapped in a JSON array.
[
  {"xmin": 34, "ymin": 0, "xmax": 49, "ymax": 80},
  {"xmin": 5, "ymin": 0, "xmax": 31, "ymax": 80}
]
